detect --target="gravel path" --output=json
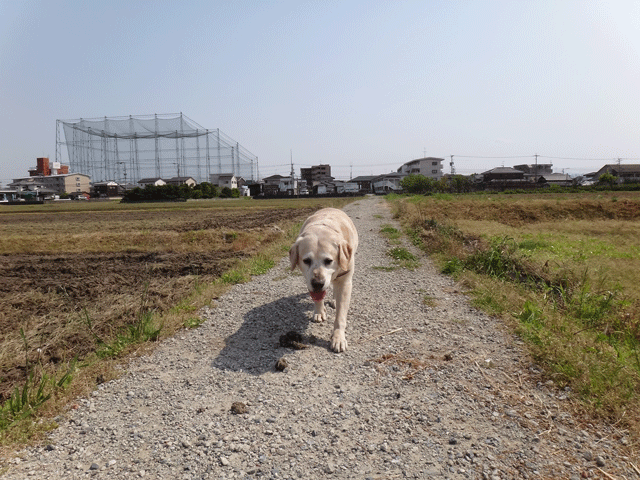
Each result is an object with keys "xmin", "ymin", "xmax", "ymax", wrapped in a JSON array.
[{"xmin": 3, "ymin": 196, "xmax": 636, "ymax": 479}]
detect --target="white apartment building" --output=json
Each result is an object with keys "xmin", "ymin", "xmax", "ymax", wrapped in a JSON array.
[{"xmin": 397, "ymin": 157, "xmax": 444, "ymax": 180}]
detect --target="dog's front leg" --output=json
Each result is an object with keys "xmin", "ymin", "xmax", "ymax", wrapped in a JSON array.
[
  {"xmin": 331, "ymin": 274, "xmax": 352, "ymax": 352},
  {"xmin": 312, "ymin": 299, "xmax": 326, "ymax": 323}
]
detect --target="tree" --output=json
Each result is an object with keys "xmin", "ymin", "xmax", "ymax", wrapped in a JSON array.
[
  {"xmin": 598, "ymin": 172, "xmax": 618, "ymax": 188},
  {"xmin": 449, "ymin": 175, "xmax": 472, "ymax": 193},
  {"xmin": 400, "ymin": 174, "xmax": 435, "ymax": 194}
]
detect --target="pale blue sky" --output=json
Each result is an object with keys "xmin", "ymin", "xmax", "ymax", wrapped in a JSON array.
[{"xmin": 1, "ymin": 0, "xmax": 639, "ymax": 185}]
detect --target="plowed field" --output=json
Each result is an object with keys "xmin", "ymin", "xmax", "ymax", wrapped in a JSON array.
[{"xmin": 0, "ymin": 202, "xmax": 320, "ymax": 400}]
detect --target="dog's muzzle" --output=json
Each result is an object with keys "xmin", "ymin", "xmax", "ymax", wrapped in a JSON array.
[{"xmin": 310, "ymin": 278, "xmax": 324, "ymax": 292}]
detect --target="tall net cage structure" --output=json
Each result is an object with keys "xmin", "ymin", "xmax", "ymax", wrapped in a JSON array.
[{"xmin": 56, "ymin": 113, "xmax": 258, "ymax": 184}]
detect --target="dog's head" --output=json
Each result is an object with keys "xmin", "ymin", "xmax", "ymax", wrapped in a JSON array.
[{"xmin": 289, "ymin": 231, "xmax": 353, "ymax": 300}]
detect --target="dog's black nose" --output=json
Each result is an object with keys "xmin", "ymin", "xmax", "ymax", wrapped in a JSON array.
[{"xmin": 311, "ymin": 279, "xmax": 324, "ymax": 291}]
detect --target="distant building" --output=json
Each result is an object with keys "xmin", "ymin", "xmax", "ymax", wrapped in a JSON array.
[
  {"xmin": 313, "ymin": 181, "xmax": 336, "ymax": 195},
  {"xmin": 513, "ymin": 163, "xmax": 553, "ymax": 175},
  {"xmin": 10, "ymin": 173, "xmax": 90, "ymax": 195},
  {"xmin": 279, "ymin": 176, "xmax": 298, "ymax": 194},
  {"xmin": 262, "ymin": 174, "xmax": 285, "ymax": 187},
  {"xmin": 165, "ymin": 176, "xmax": 197, "ymax": 187},
  {"xmin": 335, "ymin": 181, "xmax": 359, "ymax": 194},
  {"xmin": 480, "ymin": 167, "xmax": 524, "ymax": 182},
  {"xmin": 513, "ymin": 163, "xmax": 553, "ymax": 182},
  {"xmin": 210, "ymin": 173, "xmax": 238, "ymax": 189},
  {"xmin": 372, "ymin": 172, "xmax": 407, "ymax": 194},
  {"xmin": 300, "ymin": 164, "xmax": 332, "ymax": 186},
  {"xmin": 593, "ymin": 164, "xmax": 640, "ymax": 183},
  {"xmin": 351, "ymin": 175, "xmax": 376, "ymax": 193},
  {"xmin": 138, "ymin": 178, "xmax": 166, "ymax": 188},
  {"xmin": 92, "ymin": 181, "xmax": 121, "ymax": 197},
  {"xmin": 397, "ymin": 157, "xmax": 444, "ymax": 180},
  {"xmin": 538, "ymin": 173, "xmax": 573, "ymax": 187},
  {"xmin": 28, "ymin": 157, "xmax": 69, "ymax": 177},
  {"xmin": 478, "ymin": 167, "xmax": 532, "ymax": 190}
]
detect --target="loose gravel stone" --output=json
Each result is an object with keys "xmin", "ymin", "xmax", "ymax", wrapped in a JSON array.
[{"xmin": 0, "ymin": 197, "xmax": 635, "ymax": 479}]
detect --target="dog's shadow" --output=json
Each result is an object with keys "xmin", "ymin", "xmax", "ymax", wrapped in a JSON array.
[{"xmin": 211, "ymin": 293, "xmax": 332, "ymax": 374}]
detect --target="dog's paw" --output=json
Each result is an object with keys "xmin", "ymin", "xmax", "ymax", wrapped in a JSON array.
[
  {"xmin": 313, "ymin": 305, "xmax": 327, "ymax": 322},
  {"xmin": 331, "ymin": 331, "xmax": 348, "ymax": 353}
]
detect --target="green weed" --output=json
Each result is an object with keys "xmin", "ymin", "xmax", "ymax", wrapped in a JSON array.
[
  {"xmin": 249, "ymin": 254, "xmax": 276, "ymax": 276},
  {"xmin": 380, "ymin": 225, "xmax": 402, "ymax": 241},
  {"xmin": 220, "ymin": 269, "xmax": 249, "ymax": 285},
  {"xmin": 184, "ymin": 317, "xmax": 205, "ymax": 329},
  {"xmin": 97, "ymin": 312, "xmax": 162, "ymax": 358},
  {"xmin": 387, "ymin": 247, "xmax": 420, "ymax": 270}
]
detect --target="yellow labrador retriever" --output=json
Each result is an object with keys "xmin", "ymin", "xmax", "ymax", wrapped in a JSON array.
[{"xmin": 289, "ymin": 208, "xmax": 358, "ymax": 352}]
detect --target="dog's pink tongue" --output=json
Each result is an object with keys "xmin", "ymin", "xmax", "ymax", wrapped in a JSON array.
[{"xmin": 310, "ymin": 291, "xmax": 326, "ymax": 302}]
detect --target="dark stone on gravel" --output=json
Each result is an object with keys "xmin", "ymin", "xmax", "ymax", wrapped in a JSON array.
[
  {"xmin": 275, "ymin": 357, "xmax": 288, "ymax": 371},
  {"xmin": 279, "ymin": 331, "xmax": 309, "ymax": 349},
  {"xmin": 230, "ymin": 402, "xmax": 248, "ymax": 414}
]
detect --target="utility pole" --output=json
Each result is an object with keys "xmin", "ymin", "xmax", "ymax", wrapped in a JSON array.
[
  {"xmin": 534, "ymin": 154, "xmax": 539, "ymax": 184},
  {"xmin": 290, "ymin": 150, "xmax": 296, "ymax": 195}
]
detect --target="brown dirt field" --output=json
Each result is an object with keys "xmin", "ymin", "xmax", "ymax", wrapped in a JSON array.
[{"xmin": 0, "ymin": 206, "xmax": 316, "ymax": 401}]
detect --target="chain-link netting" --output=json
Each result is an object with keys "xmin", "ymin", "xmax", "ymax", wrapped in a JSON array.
[{"xmin": 57, "ymin": 114, "xmax": 257, "ymax": 184}]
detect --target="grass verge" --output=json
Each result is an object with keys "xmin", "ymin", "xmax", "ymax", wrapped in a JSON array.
[{"xmin": 388, "ymin": 192, "xmax": 640, "ymax": 440}]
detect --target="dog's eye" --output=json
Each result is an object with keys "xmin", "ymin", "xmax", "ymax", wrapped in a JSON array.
[
  {"xmin": 303, "ymin": 258, "xmax": 312, "ymax": 265},
  {"xmin": 324, "ymin": 258, "xmax": 333, "ymax": 266}
]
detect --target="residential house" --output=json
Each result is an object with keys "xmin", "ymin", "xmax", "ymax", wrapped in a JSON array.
[
  {"xmin": 313, "ymin": 181, "xmax": 336, "ymax": 195},
  {"xmin": 538, "ymin": 173, "xmax": 573, "ymax": 187},
  {"xmin": 335, "ymin": 181, "xmax": 359, "ymax": 194},
  {"xmin": 372, "ymin": 172, "xmax": 406, "ymax": 194},
  {"xmin": 350, "ymin": 175, "xmax": 376, "ymax": 193},
  {"xmin": 166, "ymin": 176, "xmax": 197, "ymax": 187},
  {"xmin": 513, "ymin": 163, "xmax": 553, "ymax": 182},
  {"xmin": 397, "ymin": 157, "xmax": 444, "ymax": 180},
  {"xmin": 92, "ymin": 181, "xmax": 121, "ymax": 197},
  {"xmin": 210, "ymin": 173, "xmax": 237, "ymax": 189},
  {"xmin": 138, "ymin": 177, "xmax": 166, "ymax": 188},
  {"xmin": 478, "ymin": 167, "xmax": 529, "ymax": 190},
  {"xmin": 279, "ymin": 176, "xmax": 298, "ymax": 194},
  {"xmin": 262, "ymin": 175, "xmax": 285, "ymax": 187},
  {"xmin": 593, "ymin": 164, "xmax": 640, "ymax": 183}
]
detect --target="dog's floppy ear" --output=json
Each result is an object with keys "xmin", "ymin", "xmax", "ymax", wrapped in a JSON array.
[
  {"xmin": 289, "ymin": 241, "xmax": 299, "ymax": 271},
  {"xmin": 338, "ymin": 241, "xmax": 352, "ymax": 271}
]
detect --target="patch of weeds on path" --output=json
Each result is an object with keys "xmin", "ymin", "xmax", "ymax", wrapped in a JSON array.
[
  {"xmin": 422, "ymin": 295, "xmax": 437, "ymax": 307},
  {"xmin": 387, "ymin": 247, "xmax": 420, "ymax": 270},
  {"xmin": 380, "ymin": 225, "xmax": 402, "ymax": 244},
  {"xmin": 372, "ymin": 265, "xmax": 398, "ymax": 272}
]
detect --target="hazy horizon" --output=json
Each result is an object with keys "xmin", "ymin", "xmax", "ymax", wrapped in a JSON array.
[{"xmin": 1, "ymin": 1, "xmax": 639, "ymax": 185}]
